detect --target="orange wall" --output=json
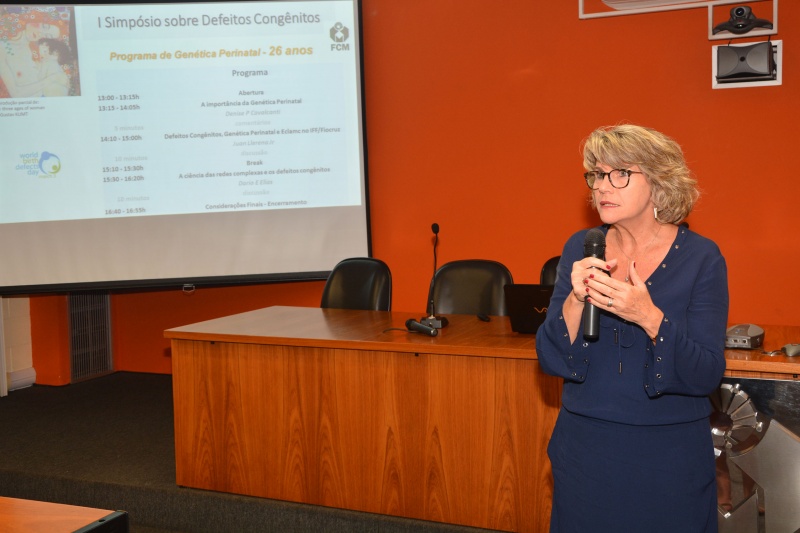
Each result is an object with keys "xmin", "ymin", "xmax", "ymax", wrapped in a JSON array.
[
  {"xmin": 30, "ymin": 295, "xmax": 71, "ymax": 385},
  {"xmin": 31, "ymin": 0, "xmax": 800, "ymax": 381}
]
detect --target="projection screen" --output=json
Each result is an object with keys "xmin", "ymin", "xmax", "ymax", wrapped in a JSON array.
[{"xmin": 0, "ymin": 0, "xmax": 370, "ymax": 294}]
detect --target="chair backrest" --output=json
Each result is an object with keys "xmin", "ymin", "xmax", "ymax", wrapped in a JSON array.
[
  {"xmin": 540, "ymin": 256, "xmax": 560, "ymax": 286},
  {"xmin": 320, "ymin": 257, "xmax": 392, "ymax": 311},
  {"xmin": 427, "ymin": 259, "xmax": 514, "ymax": 316}
]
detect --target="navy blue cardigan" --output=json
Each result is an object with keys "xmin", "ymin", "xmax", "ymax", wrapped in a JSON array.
[{"xmin": 536, "ymin": 225, "xmax": 729, "ymax": 425}]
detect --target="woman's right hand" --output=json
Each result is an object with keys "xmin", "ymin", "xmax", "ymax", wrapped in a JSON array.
[
  {"xmin": 570, "ymin": 257, "xmax": 616, "ymax": 304},
  {"xmin": 563, "ymin": 257, "xmax": 616, "ymax": 342}
]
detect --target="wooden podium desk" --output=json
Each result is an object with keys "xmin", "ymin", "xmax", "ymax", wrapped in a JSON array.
[
  {"xmin": 165, "ymin": 305, "xmax": 561, "ymax": 533},
  {"xmin": 0, "ymin": 496, "xmax": 128, "ymax": 533}
]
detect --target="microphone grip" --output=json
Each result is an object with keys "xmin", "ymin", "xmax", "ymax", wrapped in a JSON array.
[
  {"xmin": 406, "ymin": 318, "xmax": 438, "ymax": 337},
  {"xmin": 583, "ymin": 302, "xmax": 600, "ymax": 341},
  {"xmin": 582, "ymin": 228, "xmax": 606, "ymax": 342}
]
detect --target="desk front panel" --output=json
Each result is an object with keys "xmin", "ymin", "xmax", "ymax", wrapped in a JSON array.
[{"xmin": 171, "ymin": 338, "xmax": 561, "ymax": 533}]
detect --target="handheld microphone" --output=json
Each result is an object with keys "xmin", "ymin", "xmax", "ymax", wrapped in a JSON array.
[
  {"xmin": 583, "ymin": 228, "xmax": 606, "ymax": 341},
  {"xmin": 406, "ymin": 318, "xmax": 438, "ymax": 337},
  {"xmin": 421, "ymin": 222, "xmax": 448, "ymax": 329}
]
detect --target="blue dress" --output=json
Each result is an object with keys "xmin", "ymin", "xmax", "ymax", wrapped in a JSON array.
[{"xmin": 536, "ymin": 225, "xmax": 728, "ymax": 533}]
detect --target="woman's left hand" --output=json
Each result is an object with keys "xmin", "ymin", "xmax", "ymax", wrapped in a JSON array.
[{"xmin": 585, "ymin": 260, "xmax": 663, "ymax": 338}]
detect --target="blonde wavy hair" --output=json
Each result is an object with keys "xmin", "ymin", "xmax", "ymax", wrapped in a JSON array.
[{"xmin": 581, "ymin": 124, "xmax": 699, "ymax": 224}]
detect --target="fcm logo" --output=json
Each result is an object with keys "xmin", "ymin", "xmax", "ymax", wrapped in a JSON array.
[{"xmin": 330, "ymin": 22, "xmax": 349, "ymax": 51}]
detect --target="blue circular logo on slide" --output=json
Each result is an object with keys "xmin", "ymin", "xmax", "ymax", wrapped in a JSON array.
[{"xmin": 39, "ymin": 152, "xmax": 62, "ymax": 176}]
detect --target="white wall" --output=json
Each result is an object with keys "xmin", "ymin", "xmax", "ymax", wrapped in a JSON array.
[{"xmin": 1, "ymin": 297, "xmax": 35, "ymax": 396}]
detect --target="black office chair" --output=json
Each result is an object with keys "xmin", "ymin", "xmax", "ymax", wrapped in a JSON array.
[
  {"xmin": 540, "ymin": 256, "xmax": 560, "ymax": 286},
  {"xmin": 320, "ymin": 257, "xmax": 392, "ymax": 311},
  {"xmin": 426, "ymin": 259, "xmax": 513, "ymax": 316}
]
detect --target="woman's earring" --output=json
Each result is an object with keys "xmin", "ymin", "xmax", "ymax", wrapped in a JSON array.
[{"xmin": 653, "ymin": 207, "xmax": 659, "ymax": 221}]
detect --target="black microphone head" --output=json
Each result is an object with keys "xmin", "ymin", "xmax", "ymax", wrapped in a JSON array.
[
  {"xmin": 584, "ymin": 228, "xmax": 606, "ymax": 259},
  {"xmin": 431, "ymin": 223, "xmax": 439, "ymax": 235}
]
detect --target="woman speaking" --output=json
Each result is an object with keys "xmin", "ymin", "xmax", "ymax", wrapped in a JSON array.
[{"xmin": 536, "ymin": 124, "xmax": 728, "ymax": 532}]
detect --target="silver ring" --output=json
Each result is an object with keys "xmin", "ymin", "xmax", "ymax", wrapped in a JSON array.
[{"xmin": 607, "ymin": 298, "xmax": 614, "ymax": 307}]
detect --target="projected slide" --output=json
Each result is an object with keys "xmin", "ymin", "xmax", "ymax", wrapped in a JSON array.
[
  {"xmin": 0, "ymin": 1, "xmax": 368, "ymax": 292},
  {"xmin": 0, "ymin": 2, "xmax": 363, "ymax": 224}
]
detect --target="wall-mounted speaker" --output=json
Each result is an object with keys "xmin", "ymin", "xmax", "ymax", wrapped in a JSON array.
[{"xmin": 716, "ymin": 41, "xmax": 776, "ymax": 83}]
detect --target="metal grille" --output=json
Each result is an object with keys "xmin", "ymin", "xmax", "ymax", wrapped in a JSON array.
[{"xmin": 69, "ymin": 292, "xmax": 113, "ymax": 382}]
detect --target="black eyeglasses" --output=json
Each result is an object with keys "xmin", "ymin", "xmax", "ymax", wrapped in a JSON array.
[{"xmin": 583, "ymin": 169, "xmax": 644, "ymax": 190}]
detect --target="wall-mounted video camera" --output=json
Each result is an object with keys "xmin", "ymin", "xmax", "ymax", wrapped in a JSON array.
[{"xmin": 713, "ymin": 5, "xmax": 773, "ymax": 35}]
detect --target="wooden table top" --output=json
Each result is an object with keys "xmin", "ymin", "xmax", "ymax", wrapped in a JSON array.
[
  {"xmin": 0, "ymin": 496, "xmax": 123, "ymax": 533},
  {"xmin": 165, "ymin": 306, "xmax": 800, "ymax": 375},
  {"xmin": 165, "ymin": 305, "xmax": 537, "ymax": 360},
  {"xmin": 723, "ymin": 323, "xmax": 800, "ymax": 377}
]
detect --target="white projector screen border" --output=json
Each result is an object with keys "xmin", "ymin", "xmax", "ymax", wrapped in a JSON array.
[{"xmin": 0, "ymin": 0, "xmax": 370, "ymax": 294}]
